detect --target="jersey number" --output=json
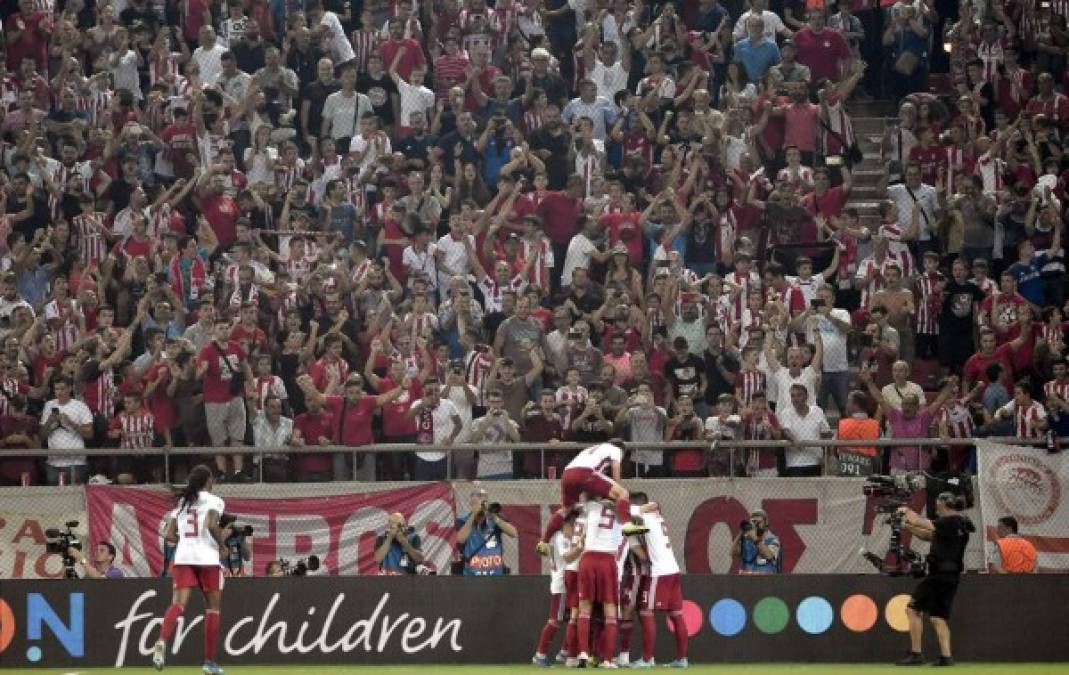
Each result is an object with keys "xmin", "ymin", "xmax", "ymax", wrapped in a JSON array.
[
  {"xmin": 598, "ymin": 509, "xmax": 616, "ymax": 531},
  {"xmin": 660, "ymin": 520, "xmax": 671, "ymax": 549},
  {"xmin": 184, "ymin": 509, "xmax": 199, "ymax": 537}
]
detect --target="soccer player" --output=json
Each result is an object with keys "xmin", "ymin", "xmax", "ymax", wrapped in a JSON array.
[
  {"xmin": 614, "ymin": 502, "xmax": 646, "ymax": 668},
  {"xmin": 538, "ymin": 442, "xmax": 645, "ymax": 555},
  {"xmin": 152, "ymin": 464, "xmax": 228, "ymax": 674},
  {"xmin": 630, "ymin": 495, "xmax": 689, "ymax": 668},
  {"xmin": 576, "ymin": 498, "xmax": 623, "ymax": 668},
  {"xmin": 532, "ymin": 511, "xmax": 578, "ymax": 667}
]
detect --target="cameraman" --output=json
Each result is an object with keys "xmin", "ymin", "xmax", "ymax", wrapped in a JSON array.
[
  {"xmin": 455, "ymin": 489, "xmax": 517, "ymax": 576},
  {"xmin": 68, "ymin": 542, "xmax": 125, "ymax": 579},
  {"xmin": 374, "ymin": 512, "xmax": 424, "ymax": 575},
  {"xmin": 896, "ymin": 492, "xmax": 974, "ymax": 667},
  {"xmin": 731, "ymin": 510, "xmax": 781, "ymax": 574}
]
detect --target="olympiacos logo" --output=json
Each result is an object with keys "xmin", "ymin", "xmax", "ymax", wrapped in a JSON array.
[
  {"xmin": 987, "ymin": 453, "xmax": 1060, "ymax": 525},
  {"xmin": 0, "ymin": 593, "xmax": 85, "ymax": 663}
]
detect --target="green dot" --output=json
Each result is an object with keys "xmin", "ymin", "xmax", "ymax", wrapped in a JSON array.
[{"xmin": 753, "ymin": 597, "xmax": 790, "ymax": 634}]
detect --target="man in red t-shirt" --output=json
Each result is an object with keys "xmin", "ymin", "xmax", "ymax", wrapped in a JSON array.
[
  {"xmin": 160, "ymin": 107, "xmax": 198, "ymax": 179},
  {"xmin": 229, "ymin": 303, "xmax": 266, "ymax": 356},
  {"xmin": 380, "ymin": 17, "xmax": 426, "ymax": 81},
  {"xmin": 792, "ymin": 9, "xmax": 851, "ymax": 85},
  {"xmin": 292, "ymin": 396, "xmax": 336, "ymax": 481},
  {"xmin": 535, "ymin": 176, "xmax": 584, "ymax": 290},
  {"xmin": 600, "ymin": 210, "xmax": 644, "ymax": 266},
  {"xmin": 803, "ymin": 167, "xmax": 851, "ymax": 220},
  {"xmin": 196, "ymin": 318, "xmax": 253, "ymax": 480},
  {"xmin": 297, "ymin": 373, "xmax": 405, "ymax": 480},
  {"xmin": 196, "ymin": 172, "xmax": 239, "ymax": 248},
  {"xmin": 5, "ymin": 0, "xmax": 52, "ymax": 73},
  {"xmin": 908, "ymin": 127, "xmax": 945, "ymax": 185},
  {"xmin": 979, "ymin": 273, "xmax": 1029, "ymax": 343},
  {"xmin": 962, "ymin": 329, "xmax": 1015, "ymax": 392}
]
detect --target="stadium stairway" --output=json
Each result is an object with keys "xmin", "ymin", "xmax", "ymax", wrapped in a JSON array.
[{"xmin": 843, "ymin": 99, "xmax": 898, "ymax": 230}]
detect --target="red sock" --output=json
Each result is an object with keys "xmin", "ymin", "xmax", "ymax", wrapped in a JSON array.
[
  {"xmin": 616, "ymin": 498, "xmax": 632, "ymax": 521},
  {"xmin": 565, "ymin": 619, "xmax": 578, "ymax": 657},
  {"xmin": 669, "ymin": 613, "xmax": 688, "ymax": 659},
  {"xmin": 542, "ymin": 508, "xmax": 565, "ymax": 543},
  {"xmin": 204, "ymin": 610, "xmax": 220, "ymax": 662},
  {"xmin": 536, "ymin": 619, "xmax": 559, "ymax": 656},
  {"xmin": 640, "ymin": 611, "xmax": 656, "ymax": 661},
  {"xmin": 620, "ymin": 619, "xmax": 634, "ymax": 654},
  {"xmin": 159, "ymin": 603, "xmax": 184, "ymax": 642},
  {"xmin": 601, "ymin": 617, "xmax": 618, "ymax": 663},
  {"xmin": 577, "ymin": 613, "xmax": 591, "ymax": 656}
]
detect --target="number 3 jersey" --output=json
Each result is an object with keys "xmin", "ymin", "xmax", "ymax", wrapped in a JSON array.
[
  {"xmin": 174, "ymin": 491, "xmax": 226, "ymax": 566},
  {"xmin": 639, "ymin": 509, "xmax": 680, "ymax": 577}
]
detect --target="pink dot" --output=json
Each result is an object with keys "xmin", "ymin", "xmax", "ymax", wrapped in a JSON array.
[{"xmin": 665, "ymin": 599, "xmax": 703, "ymax": 637}]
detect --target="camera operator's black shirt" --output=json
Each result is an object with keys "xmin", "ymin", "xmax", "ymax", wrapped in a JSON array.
[{"xmin": 929, "ymin": 514, "xmax": 971, "ymax": 576}]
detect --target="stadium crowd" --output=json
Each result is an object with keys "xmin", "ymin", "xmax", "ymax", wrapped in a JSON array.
[{"xmin": 0, "ymin": 0, "xmax": 1066, "ymax": 487}]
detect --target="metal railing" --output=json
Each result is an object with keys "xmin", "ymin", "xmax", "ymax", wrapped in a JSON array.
[{"xmin": 13, "ymin": 437, "xmax": 1044, "ymax": 484}]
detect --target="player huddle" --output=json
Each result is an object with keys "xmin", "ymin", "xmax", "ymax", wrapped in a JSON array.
[{"xmin": 534, "ymin": 442, "xmax": 690, "ymax": 669}]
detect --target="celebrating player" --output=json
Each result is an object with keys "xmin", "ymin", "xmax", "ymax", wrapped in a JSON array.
[
  {"xmin": 539, "ymin": 442, "xmax": 645, "ymax": 555},
  {"xmin": 615, "ymin": 498, "xmax": 647, "ymax": 668},
  {"xmin": 152, "ymin": 464, "xmax": 228, "ymax": 675},
  {"xmin": 532, "ymin": 510, "xmax": 580, "ymax": 667},
  {"xmin": 576, "ymin": 498, "xmax": 624, "ymax": 667},
  {"xmin": 631, "ymin": 494, "xmax": 689, "ymax": 668}
]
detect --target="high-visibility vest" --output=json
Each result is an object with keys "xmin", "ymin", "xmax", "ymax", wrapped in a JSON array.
[
  {"xmin": 837, "ymin": 417, "xmax": 881, "ymax": 457},
  {"xmin": 996, "ymin": 537, "xmax": 1037, "ymax": 573}
]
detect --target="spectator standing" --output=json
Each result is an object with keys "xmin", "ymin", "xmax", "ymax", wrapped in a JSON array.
[
  {"xmin": 776, "ymin": 383, "xmax": 832, "ymax": 476},
  {"xmin": 406, "ymin": 379, "xmax": 463, "ymax": 479},
  {"xmin": 39, "ymin": 376, "xmax": 93, "ymax": 485}
]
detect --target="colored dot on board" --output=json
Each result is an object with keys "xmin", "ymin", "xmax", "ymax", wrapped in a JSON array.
[
  {"xmin": 840, "ymin": 594, "xmax": 879, "ymax": 632},
  {"xmin": 26, "ymin": 646, "xmax": 42, "ymax": 662},
  {"xmin": 753, "ymin": 597, "xmax": 790, "ymax": 634},
  {"xmin": 884, "ymin": 594, "xmax": 913, "ymax": 633},
  {"xmin": 709, "ymin": 598, "xmax": 747, "ymax": 637},
  {"xmin": 666, "ymin": 600, "xmax": 703, "ymax": 636},
  {"xmin": 796, "ymin": 596, "xmax": 834, "ymax": 635}
]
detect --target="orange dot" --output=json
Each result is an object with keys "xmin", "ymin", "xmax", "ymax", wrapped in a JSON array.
[
  {"xmin": 884, "ymin": 594, "xmax": 912, "ymax": 633},
  {"xmin": 840, "ymin": 594, "xmax": 878, "ymax": 632},
  {"xmin": 0, "ymin": 599, "xmax": 14, "ymax": 654}
]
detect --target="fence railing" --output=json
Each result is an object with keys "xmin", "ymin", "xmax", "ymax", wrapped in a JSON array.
[{"xmin": 14, "ymin": 437, "xmax": 1045, "ymax": 484}]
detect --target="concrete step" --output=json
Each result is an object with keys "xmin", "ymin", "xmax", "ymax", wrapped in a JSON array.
[
  {"xmin": 845, "ymin": 200, "xmax": 883, "ymax": 216},
  {"xmin": 850, "ymin": 116, "xmax": 893, "ymax": 135},
  {"xmin": 846, "ymin": 100, "xmax": 899, "ymax": 117}
]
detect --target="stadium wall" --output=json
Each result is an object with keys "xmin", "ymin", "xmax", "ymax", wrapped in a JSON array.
[{"xmin": 1, "ymin": 576, "xmax": 1068, "ymax": 668}]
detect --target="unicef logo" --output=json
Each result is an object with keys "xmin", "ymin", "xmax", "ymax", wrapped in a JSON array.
[{"xmin": 987, "ymin": 453, "xmax": 1061, "ymax": 526}]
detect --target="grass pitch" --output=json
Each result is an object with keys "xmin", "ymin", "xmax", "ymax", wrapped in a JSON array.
[{"xmin": 14, "ymin": 665, "xmax": 1069, "ymax": 674}]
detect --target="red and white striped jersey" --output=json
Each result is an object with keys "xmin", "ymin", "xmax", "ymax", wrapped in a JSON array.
[
  {"xmin": 523, "ymin": 108, "xmax": 546, "ymax": 134},
  {"xmin": 555, "ymin": 385, "xmax": 589, "ymax": 430},
  {"xmin": 478, "ymin": 275, "xmax": 526, "ymax": 314},
  {"xmin": 975, "ymin": 39, "xmax": 1005, "ymax": 84},
  {"xmin": 72, "ymin": 212, "xmax": 109, "ymax": 268},
  {"xmin": 521, "ymin": 237, "xmax": 553, "ymax": 291},
  {"xmin": 818, "ymin": 94, "xmax": 855, "ymax": 156},
  {"xmin": 855, "ymin": 256, "xmax": 897, "ymax": 309},
  {"xmin": 274, "ymin": 159, "xmax": 306, "ymax": 193},
  {"xmin": 252, "ymin": 375, "xmax": 288, "ymax": 411},
  {"xmin": 914, "ymin": 271, "xmax": 944, "ymax": 335},
  {"xmin": 878, "ymin": 222, "xmax": 914, "ymax": 277},
  {"xmin": 734, "ymin": 368, "xmax": 767, "ymax": 406},
  {"xmin": 150, "ymin": 51, "xmax": 183, "ymax": 87},
  {"xmin": 114, "ymin": 409, "xmax": 156, "ymax": 449},
  {"xmin": 725, "ymin": 270, "xmax": 761, "ymax": 322},
  {"xmin": 974, "ymin": 152, "xmax": 1005, "ymax": 197},
  {"xmin": 1044, "ymin": 379, "xmax": 1069, "ymax": 404},
  {"xmin": 403, "ymin": 311, "xmax": 439, "ymax": 340},
  {"xmin": 43, "ymin": 299, "xmax": 81, "ymax": 353},
  {"xmin": 75, "ymin": 89, "xmax": 113, "ymax": 128},
  {"xmin": 999, "ymin": 399, "xmax": 1047, "ymax": 439},
  {"xmin": 464, "ymin": 349, "xmax": 494, "ymax": 406},
  {"xmin": 938, "ymin": 400, "xmax": 974, "ymax": 439},
  {"xmin": 351, "ymin": 29, "xmax": 380, "ymax": 74}
]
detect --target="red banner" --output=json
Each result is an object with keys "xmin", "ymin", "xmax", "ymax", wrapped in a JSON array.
[{"xmin": 86, "ymin": 483, "xmax": 456, "ymax": 577}]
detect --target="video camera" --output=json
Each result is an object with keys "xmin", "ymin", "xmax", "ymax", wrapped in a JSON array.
[
  {"xmin": 278, "ymin": 555, "xmax": 320, "ymax": 576},
  {"xmin": 861, "ymin": 473, "xmax": 927, "ymax": 577},
  {"xmin": 863, "ymin": 473, "xmax": 925, "ymax": 511},
  {"xmin": 45, "ymin": 521, "xmax": 82, "ymax": 579}
]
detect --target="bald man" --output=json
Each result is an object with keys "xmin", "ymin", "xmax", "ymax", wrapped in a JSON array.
[{"xmin": 373, "ymin": 512, "xmax": 424, "ymax": 574}]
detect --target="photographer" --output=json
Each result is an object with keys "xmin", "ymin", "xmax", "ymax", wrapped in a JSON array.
[
  {"xmin": 374, "ymin": 512, "xmax": 424, "ymax": 575},
  {"xmin": 218, "ymin": 521, "xmax": 252, "ymax": 577},
  {"xmin": 731, "ymin": 510, "xmax": 781, "ymax": 574},
  {"xmin": 455, "ymin": 489, "xmax": 517, "ymax": 576},
  {"xmin": 265, "ymin": 560, "xmax": 284, "ymax": 577},
  {"xmin": 896, "ymin": 493, "xmax": 974, "ymax": 667},
  {"xmin": 68, "ymin": 542, "xmax": 125, "ymax": 579}
]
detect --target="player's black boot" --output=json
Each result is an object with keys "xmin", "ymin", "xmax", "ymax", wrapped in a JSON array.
[
  {"xmin": 931, "ymin": 656, "xmax": 955, "ymax": 667},
  {"xmin": 896, "ymin": 652, "xmax": 925, "ymax": 666}
]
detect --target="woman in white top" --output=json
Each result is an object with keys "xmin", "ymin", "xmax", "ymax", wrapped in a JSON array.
[
  {"xmin": 152, "ymin": 464, "xmax": 228, "ymax": 674},
  {"xmin": 243, "ymin": 125, "xmax": 278, "ymax": 187}
]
